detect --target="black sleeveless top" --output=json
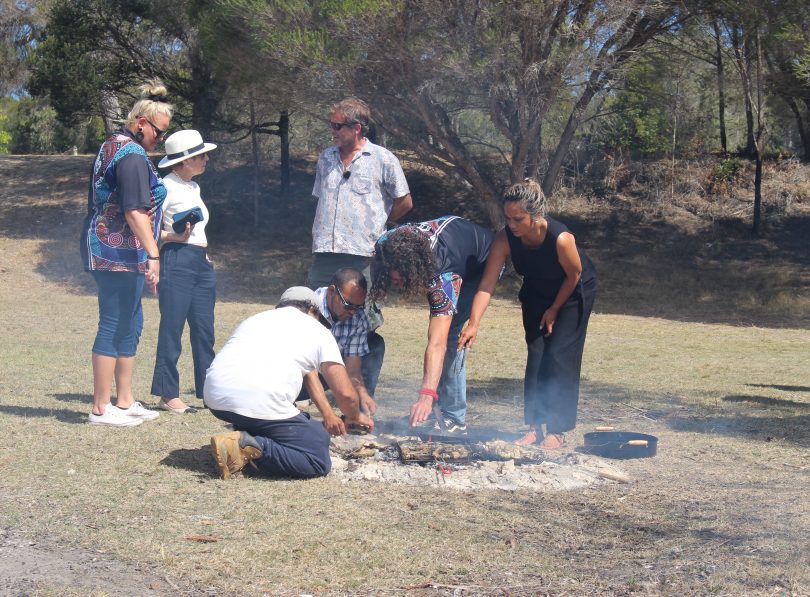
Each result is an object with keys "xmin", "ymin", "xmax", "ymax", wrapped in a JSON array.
[{"xmin": 506, "ymin": 217, "xmax": 596, "ymax": 341}]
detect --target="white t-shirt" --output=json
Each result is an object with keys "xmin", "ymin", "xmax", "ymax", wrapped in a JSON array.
[
  {"xmin": 160, "ymin": 172, "xmax": 209, "ymax": 247},
  {"xmin": 203, "ymin": 307, "xmax": 344, "ymax": 420}
]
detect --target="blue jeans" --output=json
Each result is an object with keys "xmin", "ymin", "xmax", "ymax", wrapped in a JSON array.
[
  {"xmin": 361, "ymin": 331, "xmax": 385, "ymax": 396},
  {"xmin": 209, "ymin": 409, "xmax": 331, "ymax": 478},
  {"xmin": 436, "ymin": 274, "xmax": 480, "ymax": 425},
  {"xmin": 150, "ymin": 244, "xmax": 216, "ymax": 399},
  {"xmin": 91, "ymin": 271, "xmax": 144, "ymax": 357}
]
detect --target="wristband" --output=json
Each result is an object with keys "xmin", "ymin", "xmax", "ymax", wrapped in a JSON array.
[
  {"xmin": 419, "ymin": 387, "xmax": 439, "ymax": 401},
  {"xmin": 147, "ymin": 255, "xmax": 160, "ymax": 261}
]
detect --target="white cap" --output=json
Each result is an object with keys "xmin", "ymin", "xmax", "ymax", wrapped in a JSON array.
[{"xmin": 278, "ymin": 286, "xmax": 331, "ymax": 328}]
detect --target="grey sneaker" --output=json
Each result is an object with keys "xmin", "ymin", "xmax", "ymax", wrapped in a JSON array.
[
  {"xmin": 88, "ymin": 404, "xmax": 143, "ymax": 427},
  {"xmin": 434, "ymin": 418, "xmax": 467, "ymax": 435},
  {"xmin": 118, "ymin": 401, "xmax": 160, "ymax": 421}
]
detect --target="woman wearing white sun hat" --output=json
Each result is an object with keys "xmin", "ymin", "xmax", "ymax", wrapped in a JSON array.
[{"xmin": 150, "ymin": 129, "xmax": 217, "ymax": 413}]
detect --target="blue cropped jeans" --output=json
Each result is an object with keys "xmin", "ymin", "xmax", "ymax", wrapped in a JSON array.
[{"xmin": 91, "ymin": 271, "xmax": 144, "ymax": 358}]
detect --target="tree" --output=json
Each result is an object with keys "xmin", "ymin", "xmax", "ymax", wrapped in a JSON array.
[
  {"xmin": 0, "ymin": 0, "xmax": 45, "ymax": 94},
  {"xmin": 218, "ymin": 0, "xmax": 686, "ymax": 225},
  {"xmin": 760, "ymin": 0, "xmax": 810, "ymax": 161},
  {"xmin": 28, "ymin": 0, "xmax": 225, "ymax": 136}
]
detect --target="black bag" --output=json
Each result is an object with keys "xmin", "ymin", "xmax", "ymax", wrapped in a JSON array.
[{"xmin": 171, "ymin": 207, "xmax": 203, "ymax": 233}]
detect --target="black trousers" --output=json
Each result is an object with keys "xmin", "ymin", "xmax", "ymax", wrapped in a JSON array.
[
  {"xmin": 150, "ymin": 243, "xmax": 216, "ymax": 399},
  {"xmin": 523, "ymin": 278, "xmax": 596, "ymax": 433}
]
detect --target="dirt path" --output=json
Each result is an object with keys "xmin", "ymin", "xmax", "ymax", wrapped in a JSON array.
[{"xmin": 0, "ymin": 530, "xmax": 194, "ymax": 596}]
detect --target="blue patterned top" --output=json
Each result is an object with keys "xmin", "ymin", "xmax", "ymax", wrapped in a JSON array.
[
  {"xmin": 377, "ymin": 216, "xmax": 494, "ymax": 317},
  {"xmin": 83, "ymin": 131, "xmax": 166, "ymax": 272}
]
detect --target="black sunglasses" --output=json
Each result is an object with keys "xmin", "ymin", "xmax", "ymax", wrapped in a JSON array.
[
  {"xmin": 335, "ymin": 285, "xmax": 365, "ymax": 311},
  {"xmin": 330, "ymin": 121, "xmax": 358, "ymax": 131},
  {"xmin": 146, "ymin": 119, "xmax": 167, "ymax": 141}
]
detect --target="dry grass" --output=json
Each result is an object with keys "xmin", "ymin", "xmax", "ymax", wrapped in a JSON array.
[{"xmin": 0, "ymin": 155, "xmax": 809, "ymax": 596}]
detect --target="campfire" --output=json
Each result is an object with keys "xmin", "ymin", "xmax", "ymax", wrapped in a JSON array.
[{"xmin": 329, "ymin": 421, "xmax": 630, "ymax": 491}]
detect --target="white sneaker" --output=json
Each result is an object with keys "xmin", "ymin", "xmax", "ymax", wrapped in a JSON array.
[
  {"xmin": 88, "ymin": 404, "xmax": 143, "ymax": 427},
  {"xmin": 118, "ymin": 401, "xmax": 160, "ymax": 421},
  {"xmin": 433, "ymin": 418, "xmax": 467, "ymax": 434}
]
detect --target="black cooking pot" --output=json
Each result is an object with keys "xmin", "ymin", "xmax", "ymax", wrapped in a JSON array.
[{"xmin": 582, "ymin": 431, "xmax": 658, "ymax": 459}]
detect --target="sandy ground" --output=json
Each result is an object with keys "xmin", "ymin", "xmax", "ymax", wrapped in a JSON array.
[{"xmin": 0, "ymin": 529, "xmax": 183, "ymax": 596}]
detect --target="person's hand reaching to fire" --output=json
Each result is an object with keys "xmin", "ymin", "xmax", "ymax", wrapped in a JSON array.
[{"xmin": 322, "ymin": 410, "xmax": 347, "ymax": 436}]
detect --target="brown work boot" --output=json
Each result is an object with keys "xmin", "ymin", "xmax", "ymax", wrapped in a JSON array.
[{"xmin": 210, "ymin": 431, "xmax": 262, "ymax": 479}]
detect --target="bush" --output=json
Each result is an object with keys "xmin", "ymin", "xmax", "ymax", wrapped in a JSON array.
[{"xmin": 707, "ymin": 158, "xmax": 742, "ymax": 196}]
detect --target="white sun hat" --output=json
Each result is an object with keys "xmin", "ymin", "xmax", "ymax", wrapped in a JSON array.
[{"xmin": 158, "ymin": 129, "xmax": 217, "ymax": 168}]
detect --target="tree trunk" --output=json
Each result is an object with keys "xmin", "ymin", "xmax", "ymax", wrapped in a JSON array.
[
  {"xmin": 752, "ymin": 148, "xmax": 762, "ymax": 235},
  {"xmin": 249, "ymin": 97, "xmax": 260, "ymax": 228},
  {"xmin": 542, "ymin": 82, "xmax": 600, "ymax": 198},
  {"xmin": 98, "ymin": 91, "xmax": 120, "ymax": 136},
  {"xmin": 787, "ymin": 99, "xmax": 810, "ymax": 162},
  {"xmin": 188, "ymin": 45, "xmax": 219, "ymax": 139},
  {"xmin": 279, "ymin": 109, "xmax": 290, "ymax": 194},
  {"xmin": 743, "ymin": 92, "xmax": 755, "ymax": 156},
  {"xmin": 712, "ymin": 20, "xmax": 728, "ymax": 154},
  {"xmin": 751, "ymin": 28, "xmax": 764, "ymax": 236},
  {"xmin": 731, "ymin": 26, "xmax": 755, "ymax": 156}
]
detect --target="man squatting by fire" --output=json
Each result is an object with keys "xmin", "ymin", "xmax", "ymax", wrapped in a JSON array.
[
  {"xmin": 205, "ymin": 287, "xmax": 374, "ymax": 479},
  {"xmin": 299, "ymin": 268, "xmax": 384, "ymax": 417}
]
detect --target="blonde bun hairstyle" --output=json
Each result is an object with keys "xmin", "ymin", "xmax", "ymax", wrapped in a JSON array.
[{"xmin": 126, "ymin": 79, "xmax": 173, "ymax": 126}]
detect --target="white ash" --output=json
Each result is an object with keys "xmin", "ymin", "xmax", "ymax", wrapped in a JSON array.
[{"xmin": 329, "ymin": 434, "xmax": 629, "ymax": 491}]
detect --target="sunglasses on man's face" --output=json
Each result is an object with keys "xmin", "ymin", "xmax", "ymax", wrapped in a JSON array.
[
  {"xmin": 335, "ymin": 285, "xmax": 365, "ymax": 311},
  {"xmin": 330, "ymin": 121, "xmax": 357, "ymax": 131}
]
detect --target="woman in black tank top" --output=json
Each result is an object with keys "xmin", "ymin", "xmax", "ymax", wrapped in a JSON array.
[{"xmin": 458, "ymin": 180, "xmax": 597, "ymax": 449}]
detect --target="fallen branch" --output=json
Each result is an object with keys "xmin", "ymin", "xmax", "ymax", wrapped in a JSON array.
[{"xmin": 597, "ymin": 470, "xmax": 632, "ymax": 484}]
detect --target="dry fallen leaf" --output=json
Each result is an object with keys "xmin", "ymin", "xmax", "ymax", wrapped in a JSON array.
[{"xmin": 186, "ymin": 535, "xmax": 218, "ymax": 543}]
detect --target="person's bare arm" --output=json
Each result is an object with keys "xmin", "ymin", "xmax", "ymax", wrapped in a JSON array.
[
  {"xmin": 345, "ymin": 355, "xmax": 377, "ymax": 415},
  {"xmin": 321, "ymin": 362, "xmax": 374, "ymax": 431},
  {"xmin": 388, "ymin": 193, "xmax": 413, "ymax": 224},
  {"xmin": 160, "ymin": 222, "xmax": 193, "ymax": 244},
  {"xmin": 409, "ymin": 314, "xmax": 452, "ymax": 426},
  {"xmin": 540, "ymin": 232, "xmax": 583, "ymax": 335},
  {"xmin": 125, "ymin": 208, "xmax": 160, "ymax": 293},
  {"xmin": 458, "ymin": 230, "xmax": 510, "ymax": 350},
  {"xmin": 303, "ymin": 370, "xmax": 345, "ymax": 436}
]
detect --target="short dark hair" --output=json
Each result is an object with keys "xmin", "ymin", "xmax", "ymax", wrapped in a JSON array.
[{"xmin": 330, "ymin": 267, "xmax": 367, "ymax": 292}]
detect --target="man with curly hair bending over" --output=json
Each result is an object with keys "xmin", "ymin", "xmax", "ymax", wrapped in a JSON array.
[{"xmin": 371, "ymin": 217, "xmax": 494, "ymax": 434}]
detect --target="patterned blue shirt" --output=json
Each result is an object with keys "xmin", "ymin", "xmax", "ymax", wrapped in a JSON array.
[
  {"xmin": 311, "ymin": 139, "xmax": 410, "ymax": 257},
  {"xmin": 315, "ymin": 287, "xmax": 370, "ymax": 358}
]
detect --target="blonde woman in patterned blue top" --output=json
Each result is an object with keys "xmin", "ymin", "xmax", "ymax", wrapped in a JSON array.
[{"xmin": 81, "ymin": 80, "xmax": 172, "ymax": 427}]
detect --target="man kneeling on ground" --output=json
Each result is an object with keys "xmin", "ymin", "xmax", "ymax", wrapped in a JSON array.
[{"xmin": 204, "ymin": 286, "xmax": 374, "ymax": 479}]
